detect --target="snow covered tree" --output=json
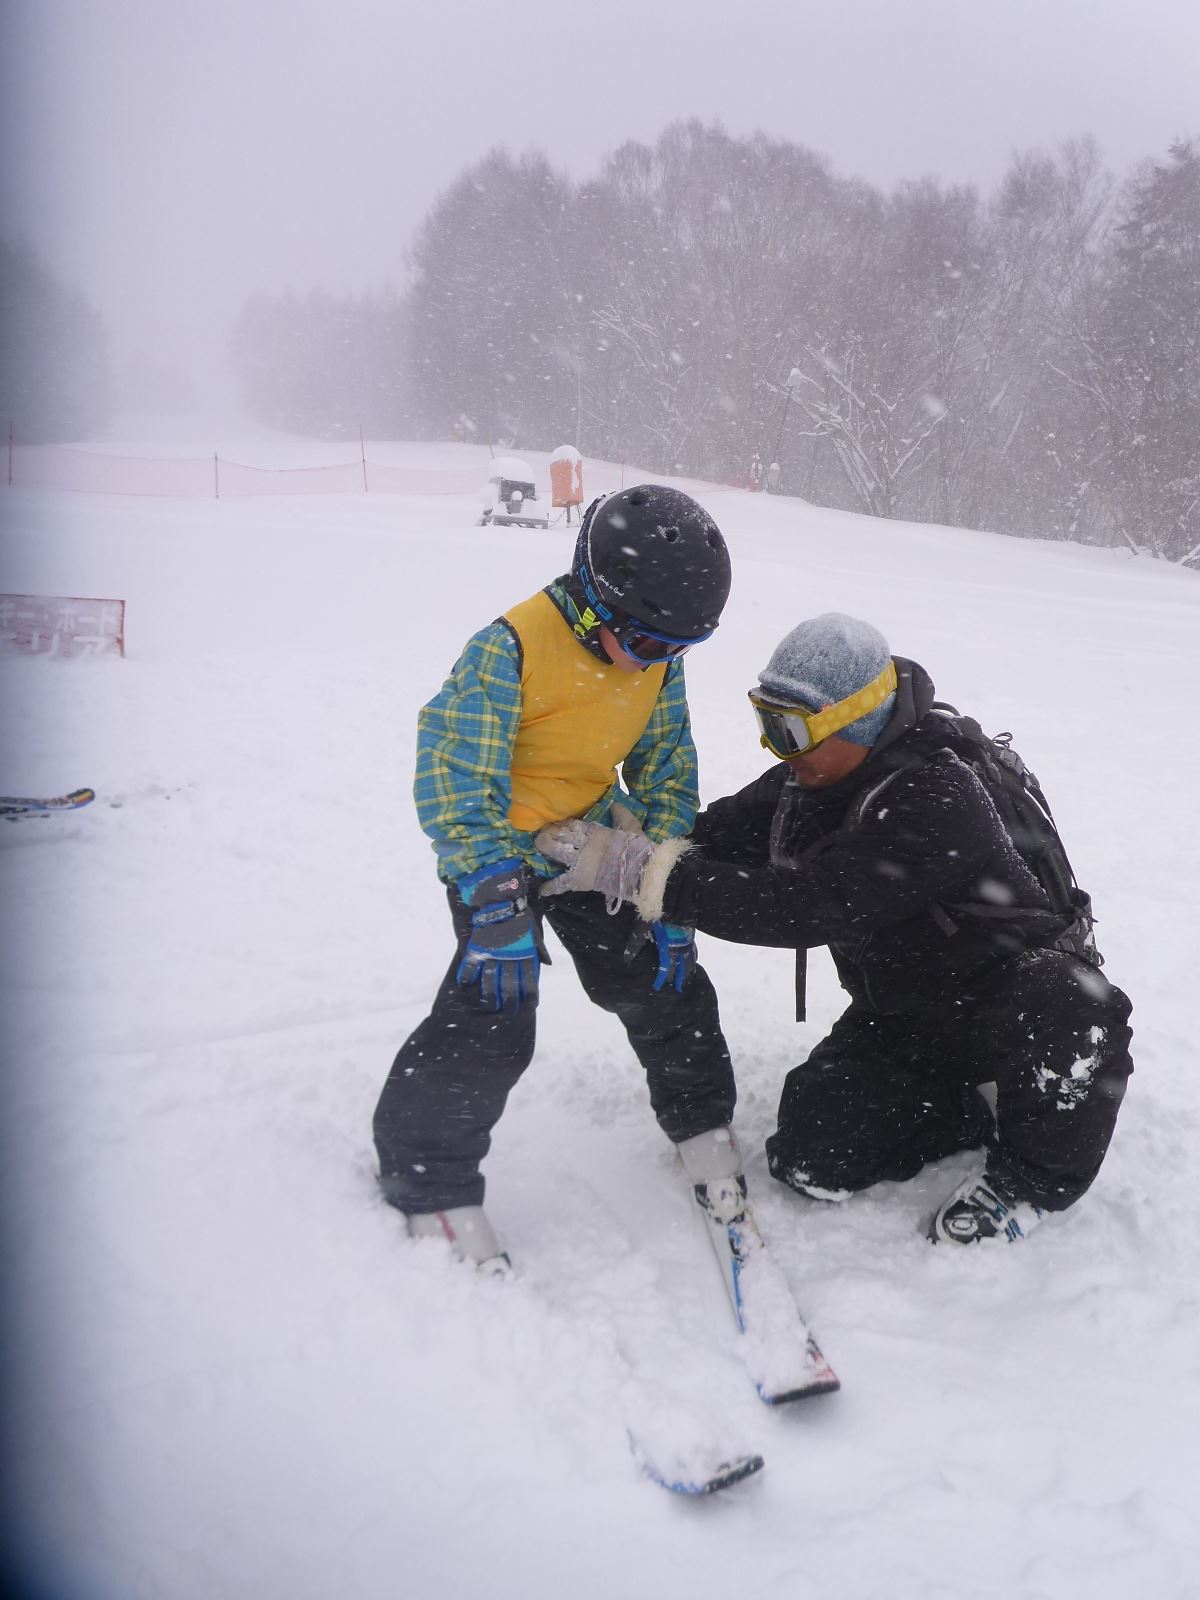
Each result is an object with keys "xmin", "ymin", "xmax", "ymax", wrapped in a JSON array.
[
  {"xmin": 970, "ymin": 140, "xmax": 1115, "ymax": 544},
  {"xmin": 1097, "ymin": 141, "xmax": 1200, "ymax": 560},
  {"xmin": 406, "ymin": 148, "xmax": 579, "ymax": 448},
  {"xmin": 0, "ymin": 238, "xmax": 112, "ymax": 441},
  {"xmin": 779, "ymin": 178, "xmax": 990, "ymax": 523},
  {"xmin": 575, "ymin": 121, "xmax": 841, "ymax": 481}
]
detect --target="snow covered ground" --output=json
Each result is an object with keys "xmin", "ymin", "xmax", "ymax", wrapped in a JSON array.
[{"xmin": 2, "ymin": 442, "xmax": 1198, "ymax": 1599}]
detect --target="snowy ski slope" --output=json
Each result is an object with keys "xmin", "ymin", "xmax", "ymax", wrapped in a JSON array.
[{"xmin": 2, "ymin": 438, "xmax": 1198, "ymax": 1599}]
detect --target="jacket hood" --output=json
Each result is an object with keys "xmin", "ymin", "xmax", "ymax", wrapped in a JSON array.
[{"xmin": 865, "ymin": 657, "xmax": 936, "ymax": 762}]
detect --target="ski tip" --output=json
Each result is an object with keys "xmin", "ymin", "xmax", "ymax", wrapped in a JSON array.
[
  {"xmin": 693, "ymin": 1453, "xmax": 765, "ymax": 1494},
  {"xmin": 633, "ymin": 1442, "xmax": 765, "ymax": 1496},
  {"xmin": 0, "ymin": 787, "xmax": 96, "ymax": 818},
  {"xmin": 758, "ymin": 1371, "xmax": 841, "ymax": 1405}
]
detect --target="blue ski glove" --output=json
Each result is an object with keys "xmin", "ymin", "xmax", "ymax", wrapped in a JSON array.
[
  {"xmin": 455, "ymin": 859, "xmax": 543, "ymax": 1013},
  {"xmin": 650, "ymin": 921, "xmax": 697, "ymax": 993},
  {"xmin": 623, "ymin": 918, "xmax": 697, "ymax": 993}
]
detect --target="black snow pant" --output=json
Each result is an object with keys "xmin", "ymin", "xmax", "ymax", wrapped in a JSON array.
[
  {"xmin": 373, "ymin": 887, "xmax": 737, "ymax": 1213},
  {"xmin": 765, "ymin": 949, "xmax": 1133, "ymax": 1212}
]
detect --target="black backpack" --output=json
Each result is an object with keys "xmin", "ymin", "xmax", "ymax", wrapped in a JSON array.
[
  {"xmin": 924, "ymin": 704, "xmax": 1102, "ymax": 968},
  {"xmin": 786, "ymin": 702, "xmax": 1104, "ymax": 1019}
]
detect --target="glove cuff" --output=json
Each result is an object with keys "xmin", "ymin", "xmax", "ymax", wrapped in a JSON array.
[
  {"xmin": 456, "ymin": 857, "xmax": 527, "ymax": 907},
  {"xmin": 634, "ymin": 837, "xmax": 693, "ymax": 923}
]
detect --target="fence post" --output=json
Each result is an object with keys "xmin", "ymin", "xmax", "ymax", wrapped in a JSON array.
[
  {"xmin": 359, "ymin": 424, "xmax": 369, "ymax": 494},
  {"xmin": 7, "ymin": 420, "xmax": 12, "ymax": 487},
  {"xmin": 213, "ymin": 452, "xmax": 220, "ymax": 500}
]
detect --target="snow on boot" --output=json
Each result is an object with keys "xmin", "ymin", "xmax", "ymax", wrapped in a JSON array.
[
  {"xmin": 772, "ymin": 1169, "xmax": 854, "ymax": 1204},
  {"xmin": 407, "ymin": 1206, "xmax": 511, "ymax": 1276},
  {"xmin": 677, "ymin": 1125, "xmax": 744, "ymax": 1191},
  {"xmin": 928, "ymin": 1176, "xmax": 1044, "ymax": 1245}
]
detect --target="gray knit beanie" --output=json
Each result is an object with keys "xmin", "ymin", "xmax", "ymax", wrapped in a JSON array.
[{"xmin": 758, "ymin": 613, "xmax": 896, "ymax": 746}]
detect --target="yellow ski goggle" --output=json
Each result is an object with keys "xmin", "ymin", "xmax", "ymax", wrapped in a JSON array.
[{"xmin": 749, "ymin": 659, "xmax": 898, "ymax": 758}]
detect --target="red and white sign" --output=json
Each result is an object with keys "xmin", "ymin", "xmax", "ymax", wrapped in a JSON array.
[{"xmin": 0, "ymin": 593, "xmax": 126, "ymax": 659}]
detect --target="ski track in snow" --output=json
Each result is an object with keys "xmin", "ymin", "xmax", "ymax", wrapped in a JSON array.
[{"xmin": 2, "ymin": 444, "xmax": 1199, "ymax": 1600}]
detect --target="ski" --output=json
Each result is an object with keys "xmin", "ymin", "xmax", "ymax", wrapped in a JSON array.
[
  {"xmin": 631, "ymin": 1435, "xmax": 764, "ymax": 1496},
  {"xmin": 406, "ymin": 1222, "xmax": 765, "ymax": 1500},
  {"xmin": 0, "ymin": 787, "xmax": 95, "ymax": 819},
  {"xmin": 692, "ymin": 1177, "xmax": 841, "ymax": 1405}
]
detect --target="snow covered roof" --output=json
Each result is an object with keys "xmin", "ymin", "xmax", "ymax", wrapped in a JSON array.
[{"xmin": 487, "ymin": 455, "xmax": 536, "ymax": 482}]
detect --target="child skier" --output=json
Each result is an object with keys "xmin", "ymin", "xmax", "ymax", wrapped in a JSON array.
[{"xmin": 374, "ymin": 484, "xmax": 746, "ymax": 1271}]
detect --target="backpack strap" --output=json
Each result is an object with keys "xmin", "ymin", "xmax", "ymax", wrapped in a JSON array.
[{"xmin": 780, "ymin": 766, "xmax": 908, "ymax": 1020}]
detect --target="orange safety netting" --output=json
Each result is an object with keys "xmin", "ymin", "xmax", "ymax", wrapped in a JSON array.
[
  {"xmin": 4, "ymin": 444, "xmax": 739, "ymax": 502},
  {"xmin": 7, "ymin": 445, "xmax": 488, "ymax": 499},
  {"xmin": 215, "ymin": 457, "xmax": 365, "ymax": 497},
  {"xmin": 10, "ymin": 444, "xmax": 215, "ymax": 497}
]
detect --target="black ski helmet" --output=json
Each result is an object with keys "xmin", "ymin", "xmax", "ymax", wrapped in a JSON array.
[{"xmin": 571, "ymin": 484, "xmax": 732, "ymax": 640}]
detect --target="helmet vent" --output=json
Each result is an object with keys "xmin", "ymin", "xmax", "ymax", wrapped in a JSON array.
[{"xmin": 574, "ymin": 482, "xmax": 730, "ymax": 639}]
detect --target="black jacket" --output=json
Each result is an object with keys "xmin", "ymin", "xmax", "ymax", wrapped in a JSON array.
[{"xmin": 661, "ymin": 658, "xmax": 1057, "ymax": 1017}]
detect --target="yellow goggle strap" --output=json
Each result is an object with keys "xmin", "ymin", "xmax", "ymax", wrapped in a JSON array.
[{"xmin": 753, "ymin": 658, "xmax": 898, "ymax": 751}]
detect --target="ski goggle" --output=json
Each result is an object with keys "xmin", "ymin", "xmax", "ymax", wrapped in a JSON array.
[
  {"xmin": 749, "ymin": 659, "xmax": 897, "ymax": 758},
  {"xmin": 576, "ymin": 552, "xmax": 715, "ymax": 663},
  {"xmin": 608, "ymin": 616, "xmax": 716, "ymax": 663}
]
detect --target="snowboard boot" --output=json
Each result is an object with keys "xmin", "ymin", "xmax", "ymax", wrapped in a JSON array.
[
  {"xmin": 928, "ymin": 1175, "xmax": 1044, "ymax": 1246},
  {"xmin": 407, "ymin": 1206, "xmax": 511, "ymax": 1276}
]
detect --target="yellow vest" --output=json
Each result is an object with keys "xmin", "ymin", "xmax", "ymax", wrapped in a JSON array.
[{"xmin": 502, "ymin": 591, "xmax": 666, "ymax": 832}]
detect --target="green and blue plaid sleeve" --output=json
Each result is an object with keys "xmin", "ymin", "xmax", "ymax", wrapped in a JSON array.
[
  {"xmin": 414, "ymin": 621, "xmax": 700, "ymax": 883},
  {"xmin": 413, "ymin": 623, "xmax": 530, "ymax": 884},
  {"xmin": 618, "ymin": 656, "xmax": 700, "ymax": 842}
]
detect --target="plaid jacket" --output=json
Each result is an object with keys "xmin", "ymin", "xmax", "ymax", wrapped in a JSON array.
[{"xmin": 413, "ymin": 581, "xmax": 700, "ymax": 884}]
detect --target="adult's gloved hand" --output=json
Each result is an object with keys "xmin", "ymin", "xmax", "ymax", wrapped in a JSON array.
[
  {"xmin": 455, "ymin": 859, "xmax": 543, "ymax": 1012},
  {"xmin": 535, "ymin": 816, "xmax": 655, "ymax": 906}
]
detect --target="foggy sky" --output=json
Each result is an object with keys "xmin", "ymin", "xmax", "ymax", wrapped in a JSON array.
[{"xmin": 3, "ymin": 0, "xmax": 1197, "ymax": 414}]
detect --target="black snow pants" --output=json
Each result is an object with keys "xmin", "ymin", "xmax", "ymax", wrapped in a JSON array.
[
  {"xmin": 765, "ymin": 949, "xmax": 1133, "ymax": 1211},
  {"xmin": 373, "ymin": 887, "xmax": 737, "ymax": 1213}
]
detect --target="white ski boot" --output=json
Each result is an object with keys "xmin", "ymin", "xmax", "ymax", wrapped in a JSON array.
[
  {"xmin": 407, "ymin": 1206, "xmax": 511, "ymax": 1276},
  {"xmin": 677, "ymin": 1125, "xmax": 752, "ymax": 1226}
]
